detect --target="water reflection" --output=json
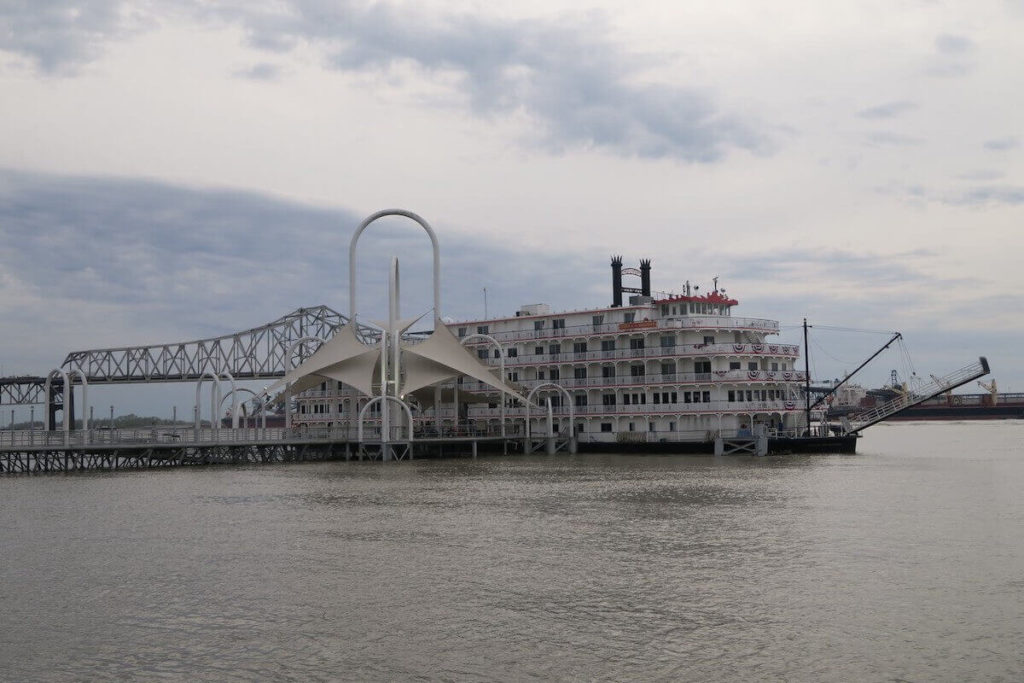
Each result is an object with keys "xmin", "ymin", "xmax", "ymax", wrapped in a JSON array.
[{"xmin": 1, "ymin": 423, "xmax": 1022, "ymax": 680}]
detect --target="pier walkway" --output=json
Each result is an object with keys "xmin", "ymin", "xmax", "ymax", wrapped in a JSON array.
[{"xmin": 0, "ymin": 426, "xmax": 516, "ymax": 474}]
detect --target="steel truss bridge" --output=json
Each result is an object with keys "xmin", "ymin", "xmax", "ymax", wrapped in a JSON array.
[{"xmin": 0, "ymin": 306, "xmax": 358, "ymax": 406}]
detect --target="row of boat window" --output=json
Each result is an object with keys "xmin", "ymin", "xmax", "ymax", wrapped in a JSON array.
[
  {"xmin": 511, "ymin": 361, "xmax": 783, "ymax": 382},
  {"xmin": 457, "ymin": 305, "xmax": 731, "ymax": 338},
  {"xmin": 301, "ymin": 386, "xmax": 786, "ymax": 414},
  {"xmin": 473, "ymin": 336, "xmax": 720, "ymax": 356},
  {"xmin": 523, "ymin": 389, "xmax": 784, "ymax": 408}
]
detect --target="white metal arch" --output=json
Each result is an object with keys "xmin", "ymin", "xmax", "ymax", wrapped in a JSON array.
[
  {"xmin": 280, "ymin": 335, "xmax": 327, "ymax": 430},
  {"xmin": 42, "ymin": 369, "xmax": 69, "ymax": 432},
  {"xmin": 66, "ymin": 367, "xmax": 89, "ymax": 433},
  {"xmin": 349, "ymin": 209, "xmax": 441, "ymax": 323},
  {"xmin": 220, "ymin": 387, "xmax": 264, "ymax": 428},
  {"xmin": 194, "ymin": 372, "xmax": 237, "ymax": 430},
  {"xmin": 460, "ymin": 333, "xmax": 509, "ymax": 437},
  {"xmin": 357, "ymin": 395, "xmax": 414, "ymax": 443},
  {"xmin": 525, "ymin": 382, "xmax": 575, "ymax": 441}
]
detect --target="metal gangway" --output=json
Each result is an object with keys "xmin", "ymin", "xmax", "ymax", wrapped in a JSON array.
[{"xmin": 841, "ymin": 357, "xmax": 990, "ymax": 434}]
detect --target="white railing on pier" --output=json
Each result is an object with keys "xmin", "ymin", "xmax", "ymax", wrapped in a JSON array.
[{"xmin": 0, "ymin": 422, "xmax": 525, "ymax": 451}]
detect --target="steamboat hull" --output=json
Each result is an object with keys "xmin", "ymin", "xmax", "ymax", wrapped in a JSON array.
[
  {"xmin": 578, "ymin": 435, "xmax": 858, "ymax": 455},
  {"xmin": 887, "ymin": 405, "xmax": 1024, "ymax": 420}
]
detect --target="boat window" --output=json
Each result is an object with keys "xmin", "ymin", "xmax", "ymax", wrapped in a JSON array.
[
  {"xmin": 534, "ymin": 320, "xmax": 545, "ymax": 330},
  {"xmin": 623, "ymin": 312, "xmax": 635, "ymax": 323},
  {"xmin": 477, "ymin": 325, "xmax": 489, "ymax": 334},
  {"xmin": 552, "ymin": 319, "xmax": 565, "ymax": 329}
]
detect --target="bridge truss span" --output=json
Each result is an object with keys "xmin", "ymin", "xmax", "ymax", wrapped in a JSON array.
[{"xmin": 60, "ymin": 306, "xmax": 351, "ymax": 384}]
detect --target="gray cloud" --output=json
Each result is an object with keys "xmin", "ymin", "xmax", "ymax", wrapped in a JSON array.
[
  {"xmin": 956, "ymin": 169, "xmax": 1004, "ymax": 181},
  {"xmin": 1, "ymin": 170, "xmax": 1016, "ymax": 406},
  {"xmin": 0, "ymin": 0, "xmax": 766, "ymax": 162},
  {"xmin": 882, "ymin": 181, "xmax": 1024, "ymax": 207},
  {"xmin": 983, "ymin": 137, "xmax": 1020, "ymax": 151},
  {"xmin": 232, "ymin": 62, "xmax": 282, "ymax": 81},
  {"xmin": 865, "ymin": 131, "xmax": 923, "ymax": 147},
  {"xmin": 935, "ymin": 34, "xmax": 974, "ymax": 54},
  {"xmin": 0, "ymin": 169, "xmax": 612, "ymax": 368},
  {"xmin": 213, "ymin": 0, "xmax": 768, "ymax": 161},
  {"xmin": 0, "ymin": 0, "xmax": 133, "ymax": 73},
  {"xmin": 946, "ymin": 185, "xmax": 1024, "ymax": 206},
  {"xmin": 926, "ymin": 33, "xmax": 976, "ymax": 78},
  {"xmin": 722, "ymin": 248, "xmax": 951, "ymax": 290},
  {"xmin": 858, "ymin": 101, "xmax": 917, "ymax": 119}
]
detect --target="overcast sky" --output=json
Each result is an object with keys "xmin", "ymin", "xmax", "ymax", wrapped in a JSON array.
[{"xmin": 2, "ymin": 1, "xmax": 1022, "ymax": 418}]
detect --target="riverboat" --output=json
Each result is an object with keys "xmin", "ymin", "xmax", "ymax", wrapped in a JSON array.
[{"xmin": 293, "ymin": 258, "xmax": 852, "ymax": 453}]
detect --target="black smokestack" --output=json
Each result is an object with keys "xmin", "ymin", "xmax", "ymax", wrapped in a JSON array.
[
  {"xmin": 611, "ymin": 255, "xmax": 623, "ymax": 307},
  {"xmin": 640, "ymin": 258, "xmax": 651, "ymax": 297}
]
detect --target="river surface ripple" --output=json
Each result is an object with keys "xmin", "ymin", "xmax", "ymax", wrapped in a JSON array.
[{"xmin": 2, "ymin": 421, "xmax": 1023, "ymax": 681}]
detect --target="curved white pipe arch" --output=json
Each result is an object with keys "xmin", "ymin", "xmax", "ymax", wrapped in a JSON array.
[
  {"xmin": 66, "ymin": 367, "xmax": 89, "ymax": 432},
  {"xmin": 194, "ymin": 370, "xmax": 236, "ymax": 430},
  {"xmin": 220, "ymin": 387, "xmax": 264, "ymax": 428},
  {"xmin": 459, "ymin": 333, "xmax": 510, "ymax": 437},
  {"xmin": 525, "ymin": 382, "xmax": 575, "ymax": 441},
  {"xmin": 357, "ymin": 395, "xmax": 414, "ymax": 443},
  {"xmin": 349, "ymin": 209, "xmax": 441, "ymax": 324},
  {"xmin": 43, "ymin": 369, "xmax": 70, "ymax": 432},
  {"xmin": 280, "ymin": 336, "xmax": 327, "ymax": 430}
]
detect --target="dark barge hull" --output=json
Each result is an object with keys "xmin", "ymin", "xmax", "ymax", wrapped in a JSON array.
[
  {"xmin": 887, "ymin": 405, "xmax": 1024, "ymax": 420},
  {"xmin": 577, "ymin": 435, "xmax": 858, "ymax": 455}
]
